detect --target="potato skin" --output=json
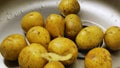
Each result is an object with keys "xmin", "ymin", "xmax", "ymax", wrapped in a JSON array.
[
  {"xmin": 18, "ymin": 43, "xmax": 48, "ymax": 68},
  {"xmin": 0, "ymin": 34, "xmax": 27, "ymax": 61},
  {"xmin": 48, "ymin": 37, "xmax": 78, "ymax": 65},
  {"xmin": 65, "ymin": 14, "xmax": 82, "ymax": 40},
  {"xmin": 76, "ymin": 26, "xmax": 104, "ymax": 50},
  {"xmin": 26, "ymin": 26, "xmax": 50, "ymax": 48},
  {"xmin": 46, "ymin": 14, "xmax": 65, "ymax": 38},
  {"xmin": 58, "ymin": 0, "xmax": 80, "ymax": 16},
  {"xmin": 104, "ymin": 26, "xmax": 120, "ymax": 51},
  {"xmin": 44, "ymin": 61, "xmax": 65, "ymax": 68},
  {"xmin": 85, "ymin": 47, "xmax": 112, "ymax": 68},
  {"xmin": 21, "ymin": 11, "xmax": 44, "ymax": 32}
]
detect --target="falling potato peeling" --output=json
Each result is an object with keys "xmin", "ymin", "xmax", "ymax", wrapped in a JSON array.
[{"xmin": 41, "ymin": 53, "xmax": 72, "ymax": 62}]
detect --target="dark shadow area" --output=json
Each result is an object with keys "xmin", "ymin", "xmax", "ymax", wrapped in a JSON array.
[
  {"xmin": 77, "ymin": 40, "xmax": 103, "ymax": 59},
  {"xmin": 83, "ymin": 25, "xmax": 88, "ymax": 28},
  {"xmin": 4, "ymin": 59, "xmax": 19, "ymax": 68},
  {"xmin": 65, "ymin": 64, "xmax": 73, "ymax": 68},
  {"xmin": 103, "ymin": 0, "xmax": 120, "ymax": 12},
  {"xmin": 104, "ymin": 46, "xmax": 120, "ymax": 56},
  {"xmin": 0, "ymin": 0, "xmax": 11, "ymax": 8}
]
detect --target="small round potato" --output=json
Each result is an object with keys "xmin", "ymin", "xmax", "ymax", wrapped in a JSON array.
[
  {"xmin": 46, "ymin": 14, "xmax": 65, "ymax": 38},
  {"xmin": 85, "ymin": 47, "xmax": 112, "ymax": 68},
  {"xmin": 26, "ymin": 26, "xmax": 50, "ymax": 48},
  {"xmin": 58, "ymin": 0, "xmax": 80, "ymax": 16},
  {"xmin": 76, "ymin": 26, "xmax": 104, "ymax": 50},
  {"xmin": 44, "ymin": 61, "xmax": 65, "ymax": 68},
  {"xmin": 21, "ymin": 11, "xmax": 44, "ymax": 32},
  {"xmin": 65, "ymin": 14, "xmax": 82, "ymax": 40},
  {"xmin": 18, "ymin": 43, "xmax": 48, "ymax": 68},
  {"xmin": 104, "ymin": 26, "xmax": 120, "ymax": 51},
  {"xmin": 48, "ymin": 37, "xmax": 78, "ymax": 65},
  {"xmin": 0, "ymin": 34, "xmax": 27, "ymax": 61}
]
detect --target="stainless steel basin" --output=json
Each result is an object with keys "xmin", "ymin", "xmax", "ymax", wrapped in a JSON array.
[{"xmin": 0, "ymin": 0, "xmax": 120, "ymax": 68}]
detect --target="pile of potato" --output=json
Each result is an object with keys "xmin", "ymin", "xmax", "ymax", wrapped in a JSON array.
[{"xmin": 0, "ymin": 0, "xmax": 120, "ymax": 68}]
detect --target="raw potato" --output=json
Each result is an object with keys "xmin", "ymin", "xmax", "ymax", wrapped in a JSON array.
[
  {"xmin": 21, "ymin": 11, "xmax": 44, "ymax": 32},
  {"xmin": 85, "ymin": 47, "xmax": 112, "ymax": 68},
  {"xmin": 18, "ymin": 43, "xmax": 47, "ymax": 68},
  {"xmin": 48, "ymin": 37, "xmax": 78, "ymax": 65},
  {"xmin": 26, "ymin": 26, "xmax": 50, "ymax": 48},
  {"xmin": 58, "ymin": 0, "xmax": 80, "ymax": 16},
  {"xmin": 44, "ymin": 61, "xmax": 65, "ymax": 68},
  {"xmin": 76, "ymin": 26, "xmax": 104, "ymax": 50},
  {"xmin": 0, "ymin": 34, "xmax": 27, "ymax": 61},
  {"xmin": 104, "ymin": 26, "xmax": 120, "ymax": 51},
  {"xmin": 65, "ymin": 14, "xmax": 82, "ymax": 40},
  {"xmin": 46, "ymin": 14, "xmax": 65, "ymax": 38}
]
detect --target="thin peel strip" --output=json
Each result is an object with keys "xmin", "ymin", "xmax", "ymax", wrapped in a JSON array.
[{"xmin": 41, "ymin": 52, "xmax": 72, "ymax": 62}]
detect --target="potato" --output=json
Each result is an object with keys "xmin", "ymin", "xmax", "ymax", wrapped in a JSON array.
[
  {"xmin": 44, "ymin": 61, "xmax": 65, "ymax": 68},
  {"xmin": 21, "ymin": 11, "xmax": 44, "ymax": 32},
  {"xmin": 76, "ymin": 26, "xmax": 104, "ymax": 50},
  {"xmin": 58, "ymin": 0, "xmax": 80, "ymax": 16},
  {"xmin": 0, "ymin": 34, "xmax": 27, "ymax": 61},
  {"xmin": 46, "ymin": 14, "xmax": 65, "ymax": 38},
  {"xmin": 48, "ymin": 37, "xmax": 78, "ymax": 65},
  {"xmin": 18, "ymin": 43, "xmax": 47, "ymax": 68},
  {"xmin": 65, "ymin": 14, "xmax": 82, "ymax": 40},
  {"xmin": 104, "ymin": 26, "xmax": 120, "ymax": 51},
  {"xmin": 26, "ymin": 26, "xmax": 50, "ymax": 48},
  {"xmin": 85, "ymin": 47, "xmax": 112, "ymax": 68}
]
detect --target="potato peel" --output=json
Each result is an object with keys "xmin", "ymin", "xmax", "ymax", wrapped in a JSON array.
[{"xmin": 41, "ymin": 53, "xmax": 72, "ymax": 62}]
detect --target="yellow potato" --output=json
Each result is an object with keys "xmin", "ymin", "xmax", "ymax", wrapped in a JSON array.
[
  {"xmin": 48, "ymin": 37, "xmax": 78, "ymax": 65},
  {"xmin": 65, "ymin": 14, "xmax": 82, "ymax": 40},
  {"xmin": 76, "ymin": 26, "xmax": 104, "ymax": 50},
  {"xmin": 44, "ymin": 61, "xmax": 65, "ymax": 68},
  {"xmin": 26, "ymin": 26, "xmax": 50, "ymax": 48},
  {"xmin": 58, "ymin": 0, "xmax": 80, "ymax": 16},
  {"xmin": 18, "ymin": 43, "xmax": 48, "ymax": 68},
  {"xmin": 46, "ymin": 14, "xmax": 65, "ymax": 38},
  {"xmin": 104, "ymin": 26, "xmax": 120, "ymax": 51},
  {"xmin": 21, "ymin": 11, "xmax": 44, "ymax": 32},
  {"xmin": 0, "ymin": 34, "xmax": 27, "ymax": 61},
  {"xmin": 85, "ymin": 47, "xmax": 112, "ymax": 68}
]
